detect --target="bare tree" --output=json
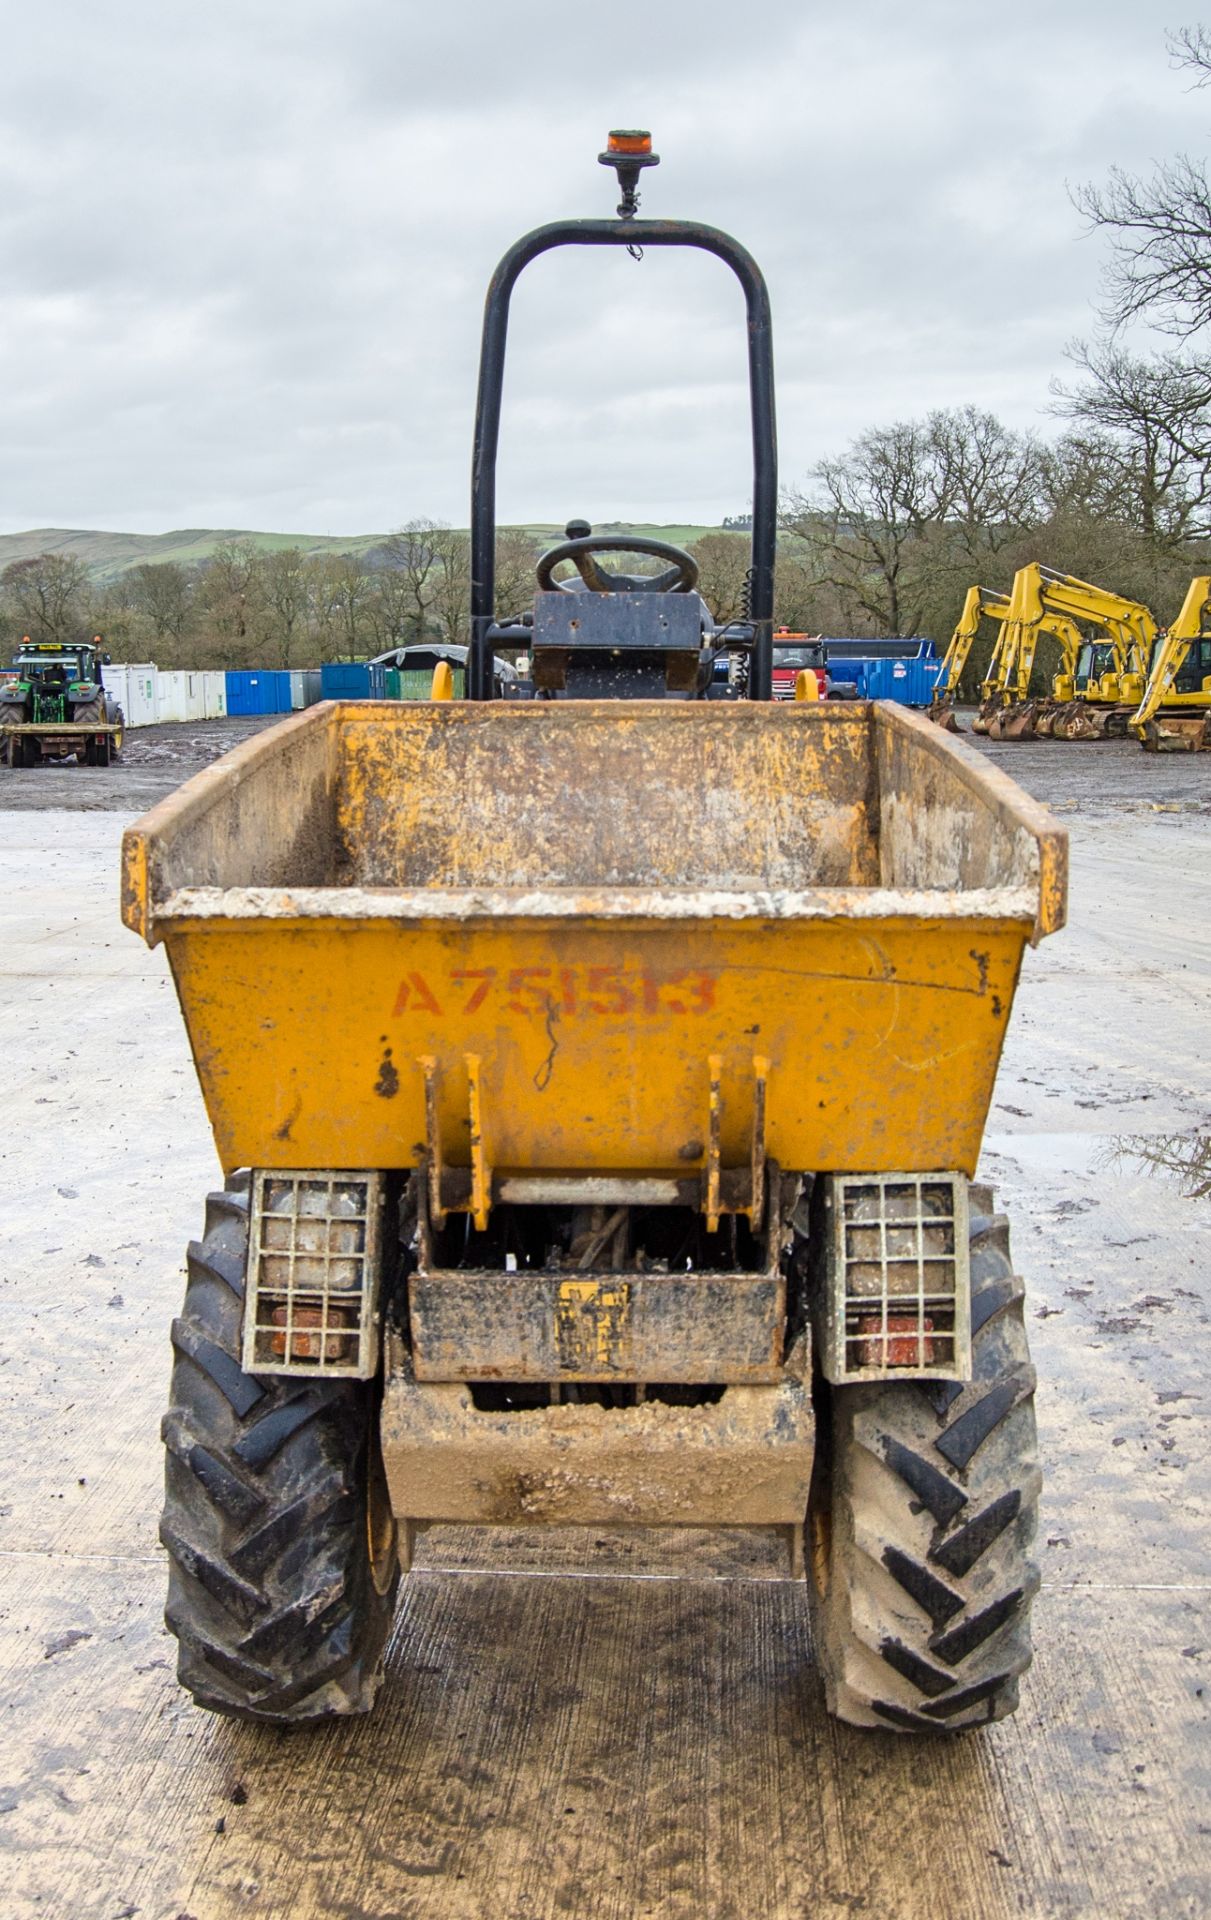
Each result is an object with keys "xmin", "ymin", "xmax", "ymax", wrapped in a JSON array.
[
  {"xmin": 784, "ymin": 420, "xmax": 939, "ymax": 635},
  {"xmin": 89, "ymin": 573, "xmax": 147, "ymax": 662},
  {"xmin": 263, "ymin": 548, "xmax": 311, "ymax": 666},
  {"xmin": 925, "ymin": 407, "xmax": 1047, "ymax": 558},
  {"xmin": 377, "ymin": 520, "xmax": 444, "ymax": 640},
  {"xmin": 365, "ymin": 564, "xmax": 420, "ymax": 649},
  {"xmin": 688, "ymin": 531, "xmax": 750, "ymax": 625},
  {"xmin": 197, "ymin": 540, "xmax": 268, "ymax": 666},
  {"xmin": 1038, "ymin": 428, "xmax": 1133, "ymax": 523},
  {"xmin": 309, "ymin": 556, "xmax": 346, "ymax": 661},
  {"xmin": 1051, "ymin": 342, "xmax": 1211, "ymax": 543},
  {"xmin": 128, "ymin": 562, "xmax": 193, "ymax": 658},
  {"xmin": 785, "ymin": 405, "xmax": 1068, "ymax": 638},
  {"xmin": 428, "ymin": 527, "xmax": 471, "ymax": 646},
  {"xmin": 1171, "ymin": 22, "xmax": 1211, "ymax": 77},
  {"xmin": 494, "ymin": 529, "xmax": 539, "ymax": 621},
  {"xmin": 772, "ymin": 544, "xmax": 822, "ymax": 632},
  {"xmin": 1074, "ymin": 27, "xmax": 1211, "ymax": 338},
  {"xmin": 1, "ymin": 552, "xmax": 91, "ymax": 643},
  {"xmin": 311, "ymin": 553, "xmax": 371, "ymax": 659},
  {"xmin": 363, "ymin": 527, "xmax": 530, "ymax": 655}
]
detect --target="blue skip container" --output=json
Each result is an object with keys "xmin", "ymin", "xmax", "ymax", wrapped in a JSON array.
[
  {"xmin": 224, "ymin": 670, "xmax": 294, "ymax": 716},
  {"xmin": 320, "ymin": 662, "xmax": 387, "ymax": 701},
  {"xmin": 822, "ymin": 640, "xmax": 943, "ymax": 707}
]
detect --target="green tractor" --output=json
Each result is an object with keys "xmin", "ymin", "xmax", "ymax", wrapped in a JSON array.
[{"xmin": 0, "ymin": 636, "xmax": 126, "ymax": 767}]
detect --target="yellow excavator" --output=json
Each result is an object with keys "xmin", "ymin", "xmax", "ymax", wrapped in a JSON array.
[
  {"xmin": 1129, "ymin": 576, "xmax": 1211, "ymax": 752},
  {"xmin": 978, "ymin": 607, "xmax": 1085, "ymax": 741},
  {"xmin": 928, "ymin": 585, "xmax": 1012, "ymax": 729},
  {"xmin": 974, "ymin": 564, "xmax": 1157, "ymax": 741}
]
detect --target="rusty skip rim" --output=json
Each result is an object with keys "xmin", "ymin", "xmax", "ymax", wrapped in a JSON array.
[{"xmin": 147, "ymin": 882, "xmax": 1043, "ymax": 928}]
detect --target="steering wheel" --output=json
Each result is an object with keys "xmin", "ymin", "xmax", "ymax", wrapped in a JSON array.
[{"xmin": 536, "ymin": 524, "xmax": 699, "ymax": 595}]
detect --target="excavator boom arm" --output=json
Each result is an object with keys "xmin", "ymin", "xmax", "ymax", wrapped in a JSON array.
[
  {"xmin": 1130, "ymin": 576, "xmax": 1211, "ymax": 734},
  {"xmin": 935, "ymin": 586, "xmax": 1010, "ymax": 705}
]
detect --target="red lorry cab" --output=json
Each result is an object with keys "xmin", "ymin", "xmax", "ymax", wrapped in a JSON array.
[{"xmin": 771, "ymin": 631, "xmax": 829, "ymax": 702}]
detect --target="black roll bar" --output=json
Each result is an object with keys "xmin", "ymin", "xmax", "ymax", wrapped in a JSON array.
[{"xmin": 467, "ymin": 217, "xmax": 777, "ymax": 699}]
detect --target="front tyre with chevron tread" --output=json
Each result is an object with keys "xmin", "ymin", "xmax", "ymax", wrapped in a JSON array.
[
  {"xmin": 160, "ymin": 1177, "xmax": 400, "ymax": 1723},
  {"xmin": 808, "ymin": 1183, "xmax": 1040, "ymax": 1732}
]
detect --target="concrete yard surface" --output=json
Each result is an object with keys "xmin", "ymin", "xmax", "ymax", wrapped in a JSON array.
[{"xmin": 0, "ymin": 730, "xmax": 1209, "ymax": 1919}]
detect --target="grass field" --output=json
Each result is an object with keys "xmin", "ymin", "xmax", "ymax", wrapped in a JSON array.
[{"xmin": 0, "ymin": 522, "xmax": 736, "ymax": 581}]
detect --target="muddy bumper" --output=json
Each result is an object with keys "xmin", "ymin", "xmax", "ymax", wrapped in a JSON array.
[{"xmin": 380, "ymin": 1333, "xmax": 814, "ymax": 1538}]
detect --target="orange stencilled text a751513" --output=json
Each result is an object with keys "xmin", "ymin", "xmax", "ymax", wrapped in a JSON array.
[{"xmin": 390, "ymin": 966, "xmax": 718, "ymax": 1019}]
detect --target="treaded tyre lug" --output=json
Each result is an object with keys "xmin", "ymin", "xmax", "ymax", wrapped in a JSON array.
[
  {"xmin": 808, "ymin": 1191, "xmax": 1040, "ymax": 1732},
  {"xmin": 72, "ymin": 698, "xmax": 105, "ymax": 766},
  {"xmin": 159, "ymin": 1176, "xmax": 400, "ymax": 1724}
]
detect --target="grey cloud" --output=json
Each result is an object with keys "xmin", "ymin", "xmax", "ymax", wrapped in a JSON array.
[{"xmin": 0, "ymin": 0, "xmax": 1204, "ymax": 534}]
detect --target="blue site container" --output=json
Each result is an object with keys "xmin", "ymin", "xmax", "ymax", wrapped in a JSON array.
[
  {"xmin": 224, "ymin": 669, "xmax": 293, "ymax": 715},
  {"xmin": 821, "ymin": 639, "xmax": 942, "ymax": 707},
  {"xmin": 320, "ymin": 662, "xmax": 387, "ymax": 701},
  {"xmin": 861, "ymin": 655, "xmax": 944, "ymax": 706}
]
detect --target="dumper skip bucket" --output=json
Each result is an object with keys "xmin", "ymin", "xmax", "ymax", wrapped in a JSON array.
[{"xmin": 122, "ymin": 699, "xmax": 1065, "ymax": 1187}]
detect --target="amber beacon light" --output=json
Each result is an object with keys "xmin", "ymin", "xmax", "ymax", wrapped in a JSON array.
[{"xmin": 599, "ymin": 128, "xmax": 660, "ymax": 217}]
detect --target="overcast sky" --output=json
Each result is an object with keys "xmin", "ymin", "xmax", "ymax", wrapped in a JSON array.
[{"xmin": 0, "ymin": 0, "xmax": 1204, "ymax": 537}]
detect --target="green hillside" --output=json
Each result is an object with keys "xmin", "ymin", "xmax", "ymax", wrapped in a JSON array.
[{"xmin": 0, "ymin": 523, "xmax": 733, "ymax": 582}]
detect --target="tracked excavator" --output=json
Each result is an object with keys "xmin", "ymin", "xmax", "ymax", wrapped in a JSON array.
[
  {"xmin": 973, "ymin": 598, "xmax": 1087, "ymax": 741},
  {"xmin": 1129, "ymin": 576, "xmax": 1211, "ymax": 752},
  {"xmin": 976, "ymin": 574, "xmax": 1087, "ymax": 741},
  {"xmin": 928, "ymin": 585, "xmax": 1011, "ymax": 730},
  {"xmin": 930, "ymin": 576, "xmax": 1102, "ymax": 740},
  {"xmin": 980, "ymin": 607, "xmax": 1085, "ymax": 740},
  {"xmin": 973, "ymin": 565, "xmax": 1157, "ymax": 741}
]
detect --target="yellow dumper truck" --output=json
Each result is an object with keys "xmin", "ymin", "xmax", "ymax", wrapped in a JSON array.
[{"xmin": 122, "ymin": 134, "xmax": 1066, "ymax": 1735}]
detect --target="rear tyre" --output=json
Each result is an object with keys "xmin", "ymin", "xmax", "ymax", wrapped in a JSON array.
[
  {"xmin": 808, "ymin": 1184, "xmax": 1040, "ymax": 1732},
  {"xmin": 93, "ymin": 702, "xmax": 124, "ymax": 758},
  {"xmin": 160, "ymin": 1177, "xmax": 400, "ymax": 1723},
  {"xmin": 73, "ymin": 698, "xmax": 106, "ymax": 766}
]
